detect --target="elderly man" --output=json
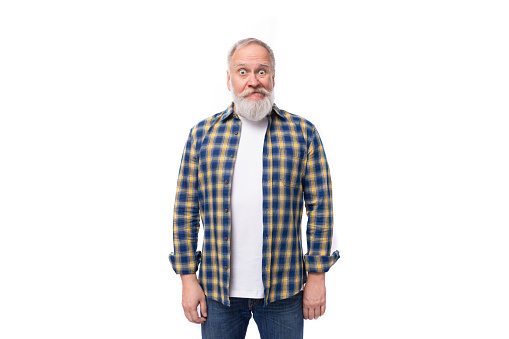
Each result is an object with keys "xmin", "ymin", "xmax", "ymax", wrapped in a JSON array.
[{"xmin": 169, "ymin": 38, "xmax": 339, "ymax": 339}]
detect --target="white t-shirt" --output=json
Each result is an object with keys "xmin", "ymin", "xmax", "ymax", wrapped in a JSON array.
[{"xmin": 229, "ymin": 114, "xmax": 267, "ymax": 298}]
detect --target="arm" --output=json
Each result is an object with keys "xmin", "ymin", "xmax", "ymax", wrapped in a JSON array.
[
  {"xmin": 170, "ymin": 128, "xmax": 201, "ymax": 274},
  {"xmin": 302, "ymin": 127, "xmax": 339, "ymax": 319},
  {"xmin": 169, "ymin": 128, "xmax": 204, "ymax": 323}
]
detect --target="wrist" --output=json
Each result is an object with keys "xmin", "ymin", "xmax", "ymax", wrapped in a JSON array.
[
  {"xmin": 307, "ymin": 272, "xmax": 325, "ymax": 282},
  {"xmin": 180, "ymin": 273, "xmax": 198, "ymax": 283}
]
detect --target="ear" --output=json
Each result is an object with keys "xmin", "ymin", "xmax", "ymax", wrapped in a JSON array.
[
  {"xmin": 226, "ymin": 71, "xmax": 231, "ymax": 91},
  {"xmin": 272, "ymin": 71, "xmax": 275, "ymax": 88}
]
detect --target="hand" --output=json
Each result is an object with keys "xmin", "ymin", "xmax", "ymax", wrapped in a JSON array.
[
  {"xmin": 303, "ymin": 272, "xmax": 326, "ymax": 320},
  {"xmin": 181, "ymin": 274, "xmax": 207, "ymax": 324}
]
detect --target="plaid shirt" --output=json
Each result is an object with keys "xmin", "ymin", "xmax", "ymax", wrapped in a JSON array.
[{"xmin": 169, "ymin": 103, "xmax": 339, "ymax": 306}]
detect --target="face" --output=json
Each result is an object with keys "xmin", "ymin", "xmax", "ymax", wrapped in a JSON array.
[{"xmin": 227, "ymin": 43, "xmax": 275, "ymax": 100}]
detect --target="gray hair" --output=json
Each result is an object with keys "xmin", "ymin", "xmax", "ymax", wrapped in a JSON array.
[{"xmin": 227, "ymin": 38, "xmax": 275, "ymax": 73}]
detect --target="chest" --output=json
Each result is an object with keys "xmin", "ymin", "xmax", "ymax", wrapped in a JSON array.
[{"xmin": 197, "ymin": 119, "xmax": 308, "ymax": 188}]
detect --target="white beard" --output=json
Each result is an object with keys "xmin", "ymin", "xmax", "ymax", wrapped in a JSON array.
[{"xmin": 231, "ymin": 84, "xmax": 275, "ymax": 122}]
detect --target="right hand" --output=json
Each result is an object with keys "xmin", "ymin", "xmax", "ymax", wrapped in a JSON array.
[{"xmin": 180, "ymin": 274, "xmax": 207, "ymax": 324}]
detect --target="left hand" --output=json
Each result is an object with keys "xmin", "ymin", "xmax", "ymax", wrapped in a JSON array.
[{"xmin": 303, "ymin": 272, "xmax": 326, "ymax": 320}]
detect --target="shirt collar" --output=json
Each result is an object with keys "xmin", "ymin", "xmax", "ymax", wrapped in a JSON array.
[{"xmin": 220, "ymin": 102, "xmax": 286, "ymax": 122}]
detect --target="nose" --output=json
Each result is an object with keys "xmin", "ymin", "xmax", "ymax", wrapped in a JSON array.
[{"xmin": 247, "ymin": 72, "xmax": 260, "ymax": 87}]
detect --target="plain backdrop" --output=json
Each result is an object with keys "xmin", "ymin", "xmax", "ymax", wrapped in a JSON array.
[{"xmin": 1, "ymin": 1, "xmax": 508, "ymax": 338}]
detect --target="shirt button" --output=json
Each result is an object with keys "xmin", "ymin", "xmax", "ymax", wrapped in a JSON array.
[
  {"xmin": 224, "ymin": 237, "xmax": 228, "ymax": 241},
  {"xmin": 225, "ymin": 180, "xmax": 229, "ymax": 184},
  {"xmin": 224, "ymin": 266, "xmax": 228, "ymax": 270},
  {"xmin": 225, "ymin": 208, "xmax": 229, "ymax": 213},
  {"xmin": 230, "ymin": 154, "xmax": 234, "ymax": 158},
  {"xmin": 234, "ymin": 131, "xmax": 238, "ymax": 135}
]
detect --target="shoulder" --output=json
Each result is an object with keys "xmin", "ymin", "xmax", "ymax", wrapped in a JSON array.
[
  {"xmin": 275, "ymin": 106, "xmax": 319, "ymax": 139},
  {"xmin": 187, "ymin": 109, "xmax": 227, "ymax": 138},
  {"xmin": 190, "ymin": 112, "xmax": 222, "ymax": 132}
]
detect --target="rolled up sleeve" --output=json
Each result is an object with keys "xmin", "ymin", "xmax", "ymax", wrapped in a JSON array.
[
  {"xmin": 303, "ymin": 127, "xmax": 339, "ymax": 273},
  {"xmin": 169, "ymin": 128, "xmax": 201, "ymax": 275}
]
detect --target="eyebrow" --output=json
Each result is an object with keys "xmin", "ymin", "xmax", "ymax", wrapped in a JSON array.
[{"xmin": 234, "ymin": 63, "xmax": 270, "ymax": 69}]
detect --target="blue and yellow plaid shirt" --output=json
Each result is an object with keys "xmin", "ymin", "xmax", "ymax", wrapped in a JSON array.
[{"xmin": 169, "ymin": 103, "xmax": 339, "ymax": 306}]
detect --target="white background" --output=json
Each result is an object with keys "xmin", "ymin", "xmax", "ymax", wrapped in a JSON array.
[{"xmin": 1, "ymin": 0, "xmax": 508, "ymax": 338}]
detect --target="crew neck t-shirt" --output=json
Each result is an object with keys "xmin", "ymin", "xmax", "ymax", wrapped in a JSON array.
[{"xmin": 229, "ymin": 114, "xmax": 268, "ymax": 298}]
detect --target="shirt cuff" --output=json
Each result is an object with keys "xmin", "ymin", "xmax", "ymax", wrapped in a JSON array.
[
  {"xmin": 304, "ymin": 250, "xmax": 340, "ymax": 273},
  {"xmin": 169, "ymin": 251, "xmax": 202, "ymax": 275}
]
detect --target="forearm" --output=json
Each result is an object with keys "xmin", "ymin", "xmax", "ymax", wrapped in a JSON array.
[
  {"xmin": 307, "ymin": 272, "xmax": 325, "ymax": 281},
  {"xmin": 181, "ymin": 272, "xmax": 198, "ymax": 284},
  {"xmin": 304, "ymin": 218, "xmax": 337, "ymax": 273}
]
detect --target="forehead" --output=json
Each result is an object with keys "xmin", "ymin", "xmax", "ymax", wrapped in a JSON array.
[{"xmin": 231, "ymin": 43, "xmax": 271, "ymax": 68}]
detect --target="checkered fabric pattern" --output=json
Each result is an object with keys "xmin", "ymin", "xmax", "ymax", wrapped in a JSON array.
[{"xmin": 169, "ymin": 103, "xmax": 339, "ymax": 306}]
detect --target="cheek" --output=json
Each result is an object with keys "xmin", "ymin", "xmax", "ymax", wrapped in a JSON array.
[
  {"xmin": 263, "ymin": 78, "xmax": 273, "ymax": 90},
  {"xmin": 234, "ymin": 81, "xmax": 246, "ymax": 93}
]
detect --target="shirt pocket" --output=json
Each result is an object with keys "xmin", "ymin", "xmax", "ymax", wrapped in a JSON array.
[{"xmin": 277, "ymin": 147, "xmax": 306, "ymax": 189}]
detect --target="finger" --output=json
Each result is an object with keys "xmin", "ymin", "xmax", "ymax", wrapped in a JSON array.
[
  {"xmin": 314, "ymin": 307, "xmax": 320, "ymax": 320},
  {"xmin": 200, "ymin": 297, "xmax": 208, "ymax": 318},
  {"xmin": 184, "ymin": 312, "xmax": 195, "ymax": 323},
  {"xmin": 184, "ymin": 306, "xmax": 203, "ymax": 324},
  {"xmin": 320, "ymin": 304, "xmax": 326, "ymax": 317},
  {"xmin": 308, "ymin": 308, "xmax": 315, "ymax": 320},
  {"xmin": 303, "ymin": 307, "xmax": 309, "ymax": 320},
  {"xmin": 189, "ymin": 309, "xmax": 206, "ymax": 324}
]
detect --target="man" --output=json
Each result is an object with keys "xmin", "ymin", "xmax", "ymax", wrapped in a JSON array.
[{"xmin": 169, "ymin": 38, "xmax": 339, "ymax": 338}]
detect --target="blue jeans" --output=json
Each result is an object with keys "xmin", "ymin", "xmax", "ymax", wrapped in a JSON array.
[{"xmin": 201, "ymin": 291, "xmax": 303, "ymax": 339}]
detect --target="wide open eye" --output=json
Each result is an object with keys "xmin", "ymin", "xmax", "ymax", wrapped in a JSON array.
[
  {"xmin": 259, "ymin": 70, "xmax": 266, "ymax": 75},
  {"xmin": 239, "ymin": 69, "xmax": 247, "ymax": 75}
]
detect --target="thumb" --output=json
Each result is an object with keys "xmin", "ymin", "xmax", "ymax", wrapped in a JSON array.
[{"xmin": 200, "ymin": 296, "xmax": 207, "ymax": 317}]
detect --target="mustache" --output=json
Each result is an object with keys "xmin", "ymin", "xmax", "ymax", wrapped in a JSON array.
[{"xmin": 238, "ymin": 87, "xmax": 271, "ymax": 97}]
